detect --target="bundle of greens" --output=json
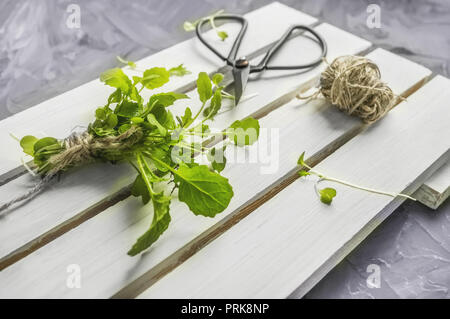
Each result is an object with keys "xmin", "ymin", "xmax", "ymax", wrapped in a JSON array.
[{"xmin": 19, "ymin": 59, "xmax": 259, "ymax": 256}]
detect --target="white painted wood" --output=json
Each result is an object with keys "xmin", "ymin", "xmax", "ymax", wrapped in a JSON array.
[
  {"xmin": 0, "ymin": 23, "xmax": 372, "ymax": 265},
  {"xmin": 0, "ymin": 2, "xmax": 316, "ymax": 182},
  {"xmin": 139, "ymin": 75, "xmax": 450, "ymax": 299},
  {"xmin": 415, "ymin": 162, "xmax": 450, "ymax": 209},
  {"xmin": 0, "ymin": 3, "xmax": 318, "ymax": 263},
  {"xmin": 0, "ymin": 49, "xmax": 431, "ymax": 298}
]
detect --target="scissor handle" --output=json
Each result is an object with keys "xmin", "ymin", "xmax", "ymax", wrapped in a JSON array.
[
  {"xmin": 195, "ymin": 14, "xmax": 248, "ymax": 67},
  {"xmin": 250, "ymin": 25, "xmax": 327, "ymax": 73}
]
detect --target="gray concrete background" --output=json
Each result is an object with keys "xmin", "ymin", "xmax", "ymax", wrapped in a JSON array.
[{"xmin": 0, "ymin": 0, "xmax": 449, "ymax": 298}]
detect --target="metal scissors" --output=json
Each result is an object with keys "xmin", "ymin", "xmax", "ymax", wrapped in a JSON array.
[{"xmin": 195, "ymin": 14, "xmax": 327, "ymax": 105}]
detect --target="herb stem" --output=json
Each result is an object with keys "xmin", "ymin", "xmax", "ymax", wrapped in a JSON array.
[
  {"xmin": 307, "ymin": 169, "xmax": 416, "ymax": 201},
  {"xmin": 136, "ymin": 153, "xmax": 155, "ymax": 196}
]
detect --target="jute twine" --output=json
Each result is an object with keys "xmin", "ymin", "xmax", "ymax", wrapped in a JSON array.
[
  {"xmin": 0, "ymin": 126, "xmax": 143, "ymax": 215},
  {"xmin": 298, "ymin": 55, "xmax": 396, "ymax": 123}
]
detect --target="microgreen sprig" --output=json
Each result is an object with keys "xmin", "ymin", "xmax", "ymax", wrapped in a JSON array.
[
  {"xmin": 297, "ymin": 152, "xmax": 416, "ymax": 205},
  {"xmin": 184, "ymin": 10, "xmax": 229, "ymax": 41}
]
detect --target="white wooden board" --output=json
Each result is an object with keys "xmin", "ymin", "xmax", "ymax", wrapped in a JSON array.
[
  {"xmin": 139, "ymin": 75, "xmax": 450, "ymax": 299},
  {"xmin": 0, "ymin": 2, "xmax": 318, "ymax": 267},
  {"xmin": 414, "ymin": 162, "xmax": 450, "ymax": 209},
  {"xmin": 0, "ymin": 48, "xmax": 432, "ymax": 298},
  {"xmin": 0, "ymin": 22, "xmax": 372, "ymax": 268}
]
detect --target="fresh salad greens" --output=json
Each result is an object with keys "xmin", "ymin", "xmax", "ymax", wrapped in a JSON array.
[
  {"xmin": 20, "ymin": 58, "xmax": 259, "ymax": 256},
  {"xmin": 297, "ymin": 152, "xmax": 415, "ymax": 205}
]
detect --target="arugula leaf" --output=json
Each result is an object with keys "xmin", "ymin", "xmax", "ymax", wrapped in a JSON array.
[
  {"xmin": 127, "ymin": 191, "xmax": 171, "ymax": 256},
  {"xmin": 107, "ymin": 89, "xmax": 122, "ymax": 106},
  {"xmin": 297, "ymin": 152, "xmax": 306, "ymax": 166},
  {"xmin": 147, "ymin": 113, "xmax": 167, "ymax": 136},
  {"xmin": 180, "ymin": 107, "xmax": 193, "ymax": 127},
  {"xmin": 149, "ymin": 92, "xmax": 189, "ymax": 108},
  {"xmin": 33, "ymin": 137, "xmax": 59, "ymax": 154},
  {"xmin": 203, "ymin": 89, "xmax": 222, "ymax": 119},
  {"xmin": 100, "ymin": 68, "xmax": 132, "ymax": 93},
  {"xmin": 176, "ymin": 164, "xmax": 233, "ymax": 217},
  {"xmin": 208, "ymin": 147, "xmax": 226, "ymax": 173},
  {"xmin": 20, "ymin": 135, "xmax": 38, "ymax": 156},
  {"xmin": 131, "ymin": 175, "xmax": 151, "ymax": 204},
  {"xmin": 319, "ymin": 187, "xmax": 337, "ymax": 205},
  {"xmin": 212, "ymin": 73, "xmax": 224, "ymax": 86},
  {"xmin": 115, "ymin": 100, "xmax": 139, "ymax": 118},
  {"xmin": 142, "ymin": 67, "xmax": 170, "ymax": 89},
  {"xmin": 169, "ymin": 64, "xmax": 191, "ymax": 76},
  {"xmin": 228, "ymin": 117, "xmax": 260, "ymax": 146},
  {"xmin": 197, "ymin": 72, "xmax": 212, "ymax": 103},
  {"xmin": 217, "ymin": 31, "xmax": 228, "ymax": 41}
]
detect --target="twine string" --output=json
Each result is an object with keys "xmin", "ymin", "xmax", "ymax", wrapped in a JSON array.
[
  {"xmin": 0, "ymin": 126, "xmax": 143, "ymax": 215},
  {"xmin": 297, "ymin": 55, "xmax": 395, "ymax": 123}
]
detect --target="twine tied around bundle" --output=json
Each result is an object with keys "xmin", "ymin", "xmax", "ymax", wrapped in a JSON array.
[
  {"xmin": 0, "ymin": 127, "xmax": 143, "ymax": 215},
  {"xmin": 298, "ymin": 55, "xmax": 396, "ymax": 123}
]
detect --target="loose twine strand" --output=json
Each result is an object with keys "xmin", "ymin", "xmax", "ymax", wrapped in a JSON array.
[
  {"xmin": 297, "ymin": 55, "xmax": 397, "ymax": 123},
  {"xmin": 0, "ymin": 127, "xmax": 143, "ymax": 215}
]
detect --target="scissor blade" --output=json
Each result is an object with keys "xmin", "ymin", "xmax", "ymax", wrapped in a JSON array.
[{"xmin": 232, "ymin": 66, "xmax": 250, "ymax": 106}]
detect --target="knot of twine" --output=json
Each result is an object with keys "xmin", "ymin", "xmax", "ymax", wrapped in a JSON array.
[
  {"xmin": 0, "ymin": 126, "xmax": 143, "ymax": 215},
  {"xmin": 47, "ymin": 126, "xmax": 143, "ymax": 176},
  {"xmin": 299, "ymin": 55, "xmax": 396, "ymax": 123}
]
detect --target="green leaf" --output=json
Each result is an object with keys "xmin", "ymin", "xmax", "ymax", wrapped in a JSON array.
[
  {"xmin": 169, "ymin": 64, "xmax": 191, "ymax": 76},
  {"xmin": 100, "ymin": 68, "xmax": 132, "ymax": 93},
  {"xmin": 95, "ymin": 107, "xmax": 107, "ymax": 120},
  {"xmin": 203, "ymin": 89, "xmax": 222, "ymax": 119},
  {"xmin": 129, "ymin": 86, "xmax": 142, "ymax": 104},
  {"xmin": 131, "ymin": 175, "xmax": 151, "ymax": 205},
  {"xmin": 127, "ymin": 191, "xmax": 171, "ymax": 256},
  {"xmin": 131, "ymin": 117, "xmax": 144, "ymax": 124},
  {"xmin": 105, "ymin": 113, "xmax": 118, "ymax": 128},
  {"xmin": 297, "ymin": 152, "xmax": 306, "ymax": 166},
  {"xmin": 147, "ymin": 113, "xmax": 167, "ymax": 136},
  {"xmin": 149, "ymin": 92, "xmax": 189, "ymax": 108},
  {"xmin": 20, "ymin": 135, "xmax": 38, "ymax": 156},
  {"xmin": 176, "ymin": 164, "xmax": 233, "ymax": 217},
  {"xmin": 212, "ymin": 73, "xmax": 224, "ymax": 86},
  {"xmin": 228, "ymin": 117, "xmax": 260, "ymax": 146},
  {"xmin": 217, "ymin": 31, "xmax": 228, "ymax": 41},
  {"xmin": 319, "ymin": 187, "xmax": 337, "ymax": 205},
  {"xmin": 142, "ymin": 67, "xmax": 170, "ymax": 89},
  {"xmin": 196, "ymin": 72, "xmax": 212, "ymax": 103},
  {"xmin": 33, "ymin": 137, "xmax": 59, "ymax": 153},
  {"xmin": 298, "ymin": 170, "xmax": 310, "ymax": 178},
  {"xmin": 115, "ymin": 100, "xmax": 139, "ymax": 118},
  {"xmin": 107, "ymin": 89, "xmax": 122, "ymax": 106},
  {"xmin": 207, "ymin": 147, "xmax": 226, "ymax": 173},
  {"xmin": 180, "ymin": 107, "xmax": 193, "ymax": 127}
]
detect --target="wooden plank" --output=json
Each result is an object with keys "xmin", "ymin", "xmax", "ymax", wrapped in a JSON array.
[
  {"xmin": 0, "ymin": 2, "xmax": 317, "ymax": 184},
  {"xmin": 139, "ymin": 75, "xmax": 450, "ymax": 299},
  {"xmin": 0, "ymin": 48, "xmax": 431, "ymax": 298},
  {"xmin": 0, "ymin": 3, "xmax": 318, "ymax": 268},
  {"xmin": 414, "ymin": 162, "xmax": 450, "ymax": 209}
]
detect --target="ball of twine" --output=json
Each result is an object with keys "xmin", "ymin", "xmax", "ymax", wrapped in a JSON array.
[{"xmin": 301, "ymin": 55, "xmax": 396, "ymax": 123}]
